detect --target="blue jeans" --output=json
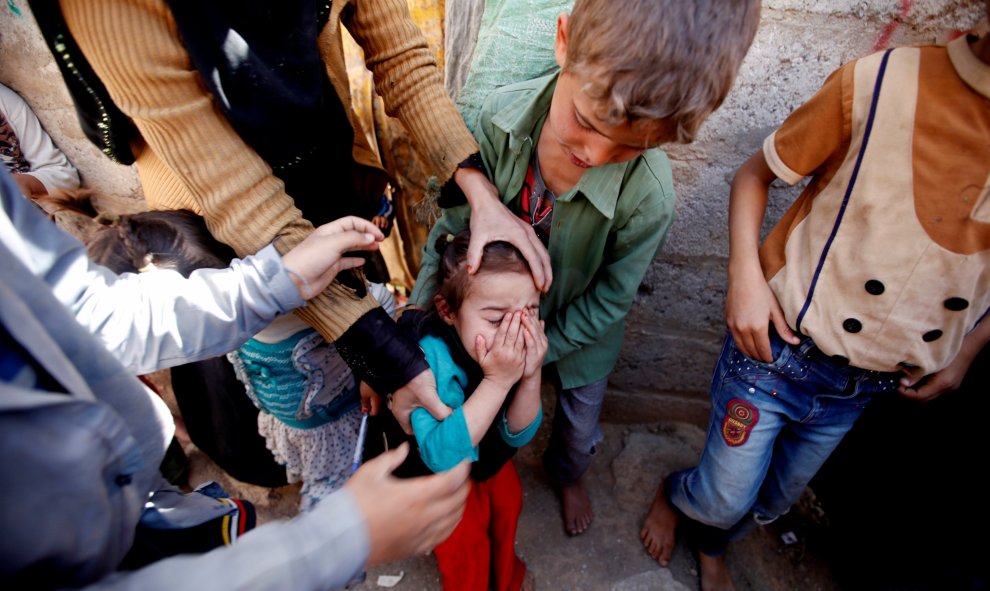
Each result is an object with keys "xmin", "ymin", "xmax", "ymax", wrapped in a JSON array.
[
  {"xmin": 543, "ymin": 376, "xmax": 609, "ymax": 485},
  {"xmin": 667, "ymin": 330, "xmax": 901, "ymax": 555}
]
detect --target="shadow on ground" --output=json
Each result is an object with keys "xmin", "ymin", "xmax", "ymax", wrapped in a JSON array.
[{"xmin": 186, "ymin": 387, "xmax": 839, "ymax": 591}]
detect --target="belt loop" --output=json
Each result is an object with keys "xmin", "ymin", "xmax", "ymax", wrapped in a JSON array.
[{"xmin": 795, "ymin": 334, "xmax": 816, "ymax": 357}]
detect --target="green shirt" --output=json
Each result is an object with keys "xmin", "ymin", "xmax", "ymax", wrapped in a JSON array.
[{"xmin": 411, "ymin": 72, "xmax": 676, "ymax": 388}]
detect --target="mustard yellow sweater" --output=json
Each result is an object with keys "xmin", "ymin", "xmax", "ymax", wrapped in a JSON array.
[{"xmin": 62, "ymin": 0, "xmax": 478, "ymax": 340}]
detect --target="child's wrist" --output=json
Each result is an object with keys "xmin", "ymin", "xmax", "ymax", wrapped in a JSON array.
[
  {"xmin": 519, "ymin": 373, "xmax": 540, "ymax": 388},
  {"xmin": 482, "ymin": 373, "xmax": 517, "ymax": 390}
]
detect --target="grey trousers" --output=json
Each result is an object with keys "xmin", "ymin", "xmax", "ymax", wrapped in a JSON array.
[{"xmin": 542, "ymin": 376, "xmax": 609, "ymax": 485}]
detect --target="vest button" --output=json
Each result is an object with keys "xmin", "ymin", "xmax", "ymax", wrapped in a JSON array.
[
  {"xmin": 864, "ymin": 280, "xmax": 885, "ymax": 295},
  {"xmin": 943, "ymin": 297, "xmax": 969, "ymax": 311}
]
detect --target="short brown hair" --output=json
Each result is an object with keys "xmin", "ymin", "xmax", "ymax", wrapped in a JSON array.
[
  {"xmin": 434, "ymin": 230, "xmax": 531, "ymax": 314},
  {"xmin": 565, "ymin": 0, "xmax": 761, "ymax": 143}
]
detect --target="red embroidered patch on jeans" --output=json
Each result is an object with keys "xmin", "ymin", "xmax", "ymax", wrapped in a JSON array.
[{"xmin": 722, "ymin": 398, "xmax": 759, "ymax": 447}]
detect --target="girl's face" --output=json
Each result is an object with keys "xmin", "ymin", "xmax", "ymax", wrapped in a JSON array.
[{"xmin": 440, "ymin": 270, "xmax": 541, "ymax": 362}]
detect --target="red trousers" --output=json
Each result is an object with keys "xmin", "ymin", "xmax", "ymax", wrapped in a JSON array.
[{"xmin": 434, "ymin": 461, "xmax": 526, "ymax": 591}]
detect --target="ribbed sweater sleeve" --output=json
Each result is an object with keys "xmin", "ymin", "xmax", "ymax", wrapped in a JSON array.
[
  {"xmin": 340, "ymin": 0, "xmax": 478, "ymax": 179},
  {"xmin": 60, "ymin": 0, "xmax": 377, "ymax": 340}
]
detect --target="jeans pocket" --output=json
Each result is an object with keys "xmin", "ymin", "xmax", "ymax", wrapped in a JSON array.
[{"xmin": 714, "ymin": 334, "xmax": 815, "ymax": 407}]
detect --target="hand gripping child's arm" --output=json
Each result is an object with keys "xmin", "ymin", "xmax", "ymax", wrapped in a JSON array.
[
  {"xmin": 412, "ymin": 312, "xmax": 527, "ymax": 472},
  {"xmin": 724, "ymin": 151, "xmax": 802, "ymax": 362}
]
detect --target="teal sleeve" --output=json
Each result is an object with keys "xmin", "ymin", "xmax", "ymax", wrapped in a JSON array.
[
  {"xmin": 545, "ymin": 168, "xmax": 676, "ymax": 364},
  {"xmin": 411, "ymin": 406, "xmax": 476, "ymax": 472},
  {"xmin": 497, "ymin": 406, "xmax": 542, "ymax": 447},
  {"xmin": 410, "ymin": 335, "xmax": 479, "ymax": 472}
]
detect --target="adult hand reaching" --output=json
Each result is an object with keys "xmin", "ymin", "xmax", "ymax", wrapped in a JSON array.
[
  {"xmin": 346, "ymin": 443, "xmax": 471, "ymax": 565},
  {"xmin": 281, "ymin": 216, "xmax": 384, "ymax": 300},
  {"xmin": 454, "ymin": 167, "xmax": 552, "ymax": 292}
]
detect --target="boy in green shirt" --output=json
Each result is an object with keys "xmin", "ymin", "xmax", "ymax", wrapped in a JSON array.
[{"xmin": 411, "ymin": 0, "xmax": 761, "ymax": 536}]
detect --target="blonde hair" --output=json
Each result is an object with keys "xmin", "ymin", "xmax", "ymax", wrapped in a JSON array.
[{"xmin": 565, "ymin": 0, "xmax": 761, "ymax": 143}]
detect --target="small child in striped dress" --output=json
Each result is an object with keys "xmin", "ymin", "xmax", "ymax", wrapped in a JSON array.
[
  {"xmin": 227, "ymin": 282, "xmax": 395, "ymax": 511},
  {"xmin": 44, "ymin": 191, "xmax": 395, "ymax": 513}
]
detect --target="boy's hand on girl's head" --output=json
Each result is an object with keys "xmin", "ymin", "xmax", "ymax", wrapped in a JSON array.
[
  {"xmin": 476, "ymin": 311, "xmax": 526, "ymax": 388},
  {"xmin": 345, "ymin": 443, "xmax": 470, "ymax": 565},
  {"xmin": 281, "ymin": 216, "xmax": 384, "ymax": 300},
  {"xmin": 456, "ymin": 167, "xmax": 553, "ymax": 292},
  {"xmin": 725, "ymin": 265, "xmax": 800, "ymax": 361},
  {"xmin": 521, "ymin": 310, "xmax": 548, "ymax": 379}
]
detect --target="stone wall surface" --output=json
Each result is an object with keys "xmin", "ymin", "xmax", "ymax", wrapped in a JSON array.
[
  {"xmin": 0, "ymin": 3, "xmax": 143, "ymax": 202},
  {"xmin": 0, "ymin": 1, "xmax": 984, "ymax": 424}
]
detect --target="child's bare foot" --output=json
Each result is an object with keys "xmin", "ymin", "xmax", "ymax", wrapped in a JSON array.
[
  {"xmin": 521, "ymin": 568, "xmax": 536, "ymax": 591},
  {"xmin": 557, "ymin": 480, "xmax": 593, "ymax": 535},
  {"xmin": 698, "ymin": 551, "xmax": 736, "ymax": 591},
  {"xmin": 640, "ymin": 482, "xmax": 678, "ymax": 566}
]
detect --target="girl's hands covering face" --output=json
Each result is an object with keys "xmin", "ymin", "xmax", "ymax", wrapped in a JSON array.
[{"xmin": 475, "ymin": 311, "xmax": 526, "ymax": 388}]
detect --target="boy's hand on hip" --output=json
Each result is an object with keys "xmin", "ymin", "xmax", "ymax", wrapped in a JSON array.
[
  {"xmin": 897, "ymin": 311, "xmax": 989, "ymax": 402},
  {"xmin": 725, "ymin": 265, "xmax": 799, "ymax": 361},
  {"xmin": 898, "ymin": 356, "xmax": 970, "ymax": 402},
  {"xmin": 346, "ymin": 443, "xmax": 470, "ymax": 565}
]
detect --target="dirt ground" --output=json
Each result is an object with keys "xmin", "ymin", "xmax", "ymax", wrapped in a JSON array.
[{"xmin": 180, "ymin": 386, "xmax": 841, "ymax": 591}]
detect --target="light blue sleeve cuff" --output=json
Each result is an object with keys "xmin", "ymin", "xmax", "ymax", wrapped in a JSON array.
[{"xmin": 499, "ymin": 406, "xmax": 542, "ymax": 448}]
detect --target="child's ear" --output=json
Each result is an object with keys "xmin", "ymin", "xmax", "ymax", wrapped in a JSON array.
[
  {"xmin": 434, "ymin": 294, "xmax": 456, "ymax": 325},
  {"xmin": 554, "ymin": 13, "xmax": 570, "ymax": 69}
]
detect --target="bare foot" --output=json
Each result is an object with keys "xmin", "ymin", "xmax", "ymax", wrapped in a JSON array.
[
  {"xmin": 557, "ymin": 480, "xmax": 593, "ymax": 535},
  {"xmin": 521, "ymin": 568, "xmax": 536, "ymax": 591},
  {"xmin": 640, "ymin": 482, "xmax": 678, "ymax": 566},
  {"xmin": 698, "ymin": 551, "xmax": 736, "ymax": 591}
]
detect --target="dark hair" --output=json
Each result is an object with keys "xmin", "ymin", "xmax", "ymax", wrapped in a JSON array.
[
  {"xmin": 433, "ymin": 230, "xmax": 531, "ymax": 313},
  {"xmin": 36, "ymin": 192, "xmax": 234, "ymax": 277}
]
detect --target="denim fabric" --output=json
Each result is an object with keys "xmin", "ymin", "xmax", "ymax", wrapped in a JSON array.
[
  {"xmin": 543, "ymin": 376, "xmax": 609, "ymax": 485},
  {"xmin": 668, "ymin": 330, "xmax": 901, "ymax": 555}
]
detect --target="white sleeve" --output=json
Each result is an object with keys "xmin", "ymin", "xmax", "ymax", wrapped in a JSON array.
[
  {"xmin": 0, "ymin": 84, "xmax": 80, "ymax": 194},
  {"xmin": 0, "ymin": 176, "xmax": 304, "ymax": 374}
]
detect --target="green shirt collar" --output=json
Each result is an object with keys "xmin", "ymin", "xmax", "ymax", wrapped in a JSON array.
[{"xmin": 488, "ymin": 71, "xmax": 628, "ymax": 220}]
